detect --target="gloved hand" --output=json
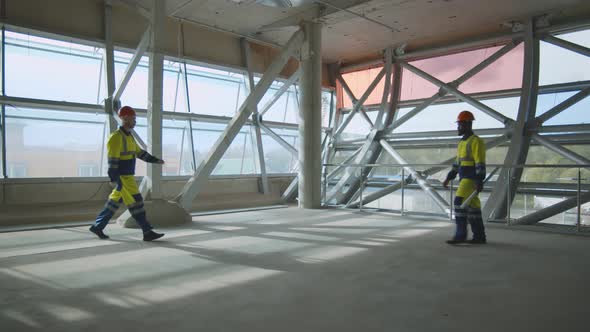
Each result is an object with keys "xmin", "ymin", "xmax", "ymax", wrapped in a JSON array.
[
  {"xmin": 476, "ymin": 181, "xmax": 483, "ymax": 193},
  {"xmin": 443, "ymin": 178, "xmax": 450, "ymax": 188},
  {"xmin": 155, "ymin": 159, "xmax": 165, "ymax": 164},
  {"xmin": 107, "ymin": 168, "xmax": 122, "ymax": 191}
]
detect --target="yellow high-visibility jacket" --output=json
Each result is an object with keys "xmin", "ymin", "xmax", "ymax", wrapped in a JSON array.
[
  {"xmin": 107, "ymin": 127, "xmax": 160, "ymax": 179},
  {"xmin": 451, "ymin": 134, "xmax": 486, "ymax": 182}
]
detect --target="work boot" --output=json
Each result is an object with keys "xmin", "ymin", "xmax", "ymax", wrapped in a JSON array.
[
  {"xmin": 467, "ymin": 238, "xmax": 487, "ymax": 244},
  {"xmin": 446, "ymin": 238, "xmax": 466, "ymax": 245},
  {"xmin": 89, "ymin": 225, "xmax": 109, "ymax": 239},
  {"xmin": 143, "ymin": 230, "xmax": 164, "ymax": 242}
]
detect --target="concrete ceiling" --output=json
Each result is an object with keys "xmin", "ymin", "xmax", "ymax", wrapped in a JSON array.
[{"xmin": 121, "ymin": 0, "xmax": 590, "ymax": 65}]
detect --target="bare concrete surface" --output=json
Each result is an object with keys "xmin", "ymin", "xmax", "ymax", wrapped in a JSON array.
[{"xmin": 1, "ymin": 207, "xmax": 589, "ymax": 332}]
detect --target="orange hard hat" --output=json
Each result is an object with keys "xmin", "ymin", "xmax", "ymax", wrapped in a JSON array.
[
  {"xmin": 118, "ymin": 106, "xmax": 136, "ymax": 118},
  {"xmin": 457, "ymin": 110, "xmax": 475, "ymax": 122}
]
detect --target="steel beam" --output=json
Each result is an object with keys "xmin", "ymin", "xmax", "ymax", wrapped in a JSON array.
[
  {"xmin": 484, "ymin": 19, "xmax": 540, "ymax": 222},
  {"xmin": 241, "ymin": 37, "xmax": 268, "ymax": 194},
  {"xmin": 531, "ymin": 133, "xmax": 590, "ymax": 166},
  {"xmin": 113, "ymin": 25, "xmax": 151, "ymax": 102},
  {"xmin": 259, "ymin": 122, "xmax": 298, "ymax": 156},
  {"xmin": 354, "ymin": 80, "xmax": 590, "ymax": 112},
  {"xmin": 422, "ymin": 134, "xmax": 511, "ymax": 177},
  {"xmin": 337, "ymin": 74, "xmax": 374, "ymax": 127},
  {"xmin": 537, "ymin": 124, "xmax": 590, "ymax": 134},
  {"xmin": 384, "ymin": 127, "xmax": 509, "ymax": 140},
  {"xmin": 259, "ymin": 70, "xmax": 300, "ymax": 117},
  {"xmin": 341, "ymin": 32, "xmax": 521, "ymax": 73},
  {"xmin": 384, "ymin": 62, "xmax": 403, "ymax": 126},
  {"xmin": 326, "ymin": 50, "xmax": 393, "ymax": 204},
  {"xmin": 281, "ymin": 174, "xmax": 299, "ymax": 202},
  {"xmin": 374, "ymin": 47, "xmax": 393, "ymax": 129},
  {"xmin": 333, "ymin": 68, "xmax": 385, "ymax": 138},
  {"xmin": 399, "ymin": 62, "xmax": 512, "ymax": 125},
  {"xmin": 543, "ymin": 35, "xmax": 590, "ymax": 58},
  {"xmin": 385, "ymin": 42, "xmax": 518, "ymax": 133},
  {"xmin": 180, "ymin": 63, "xmax": 198, "ymax": 172},
  {"xmin": 347, "ymin": 181, "xmax": 404, "ymax": 208},
  {"xmin": 176, "ymin": 23, "xmax": 197, "ymax": 173},
  {"xmin": 379, "ymin": 139, "xmax": 450, "ymax": 214},
  {"xmin": 513, "ymin": 191, "xmax": 590, "ymax": 225},
  {"xmin": 176, "ymin": 28, "xmax": 304, "ymax": 209},
  {"xmin": 535, "ymin": 86, "xmax": 590, "ymax": 124}
]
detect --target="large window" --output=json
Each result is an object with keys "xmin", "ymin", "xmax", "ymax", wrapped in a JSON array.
[
  {"xmin": 1, "ymin": 27, "xmax": 330, "ymax": 179},
  {"xmin": 5, "ymin": 107, "xmax": 107, "ymax": 178},
  {"xmin": 5, "ymin": 31, "xmax": 104, "ymax": 104}
]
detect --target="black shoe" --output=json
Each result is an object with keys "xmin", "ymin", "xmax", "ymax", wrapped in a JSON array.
[
  {"xmin": 143, "ymin": 230, "xmax": 164, "ymax": 242},
  {"xmin": 89, "ymin": 226, "xmax": 109, "ymax": 239},
  {"xmin": 446, "ymin": 239, "xmax": 467, "ymax": 245},
  {"xmin": 468, "ymin": 239, "xmax": 487, "ymax": 244}
]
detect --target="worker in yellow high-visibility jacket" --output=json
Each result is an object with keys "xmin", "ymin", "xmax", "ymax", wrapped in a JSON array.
[
  {"xmin": 90, "ymin": 106, "xmax": 165, "ymax": 241},
  {"xmin": 443, "ymin": 110, "xmax": 487, "ymax": 244}
]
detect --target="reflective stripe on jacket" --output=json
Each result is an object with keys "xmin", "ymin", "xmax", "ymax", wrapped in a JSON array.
[
  {"xmin": 452, "ymin": 134, "xmax": 486, "ymax": 181},
  {"xmin": 107, "ymin": 128, "xmax": 140, "ymax": 175}
]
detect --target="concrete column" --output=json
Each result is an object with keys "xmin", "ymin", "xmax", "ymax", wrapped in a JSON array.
[
  {"xmin": 298, "ymin": 19, "xmax": 322, "ymax": 209},
  {"xmin": 147, "ymin": 0, "xmax": 164, "ymax": 198},
  {"xmin": 1, "ymin": 25, "xmax": 6, "ymax": 178},
  {"xmin": 103, "ymin": 0, "xmax": 117, "ymax": 133}
]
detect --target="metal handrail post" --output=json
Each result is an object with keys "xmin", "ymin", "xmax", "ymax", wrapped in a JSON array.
[
  {"xmin": 577, "ymin": 167, "xmax": 581, "ymax": 232},
  {"xmin": 449, "ymin": 180, "xmax": 454, "ymax": 221},
  {"xmin": 401, "ymin": 168, "xmax": 405, "ymax": 216},
  {"xmin": 507, "ymin": 167, "xmax": 511, "ymax": 225},
  {"xmin": 359, "ymin": 168, "xmax": 364, "ymax": 212},
  {"xmin": 322, "ymin": 167, "xmax": 327, "ymax": 207}
]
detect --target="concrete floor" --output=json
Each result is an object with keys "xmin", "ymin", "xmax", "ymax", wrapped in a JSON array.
[{"xmin": 1, "ymin": 207, "xmax": 589, "ymax": 332}]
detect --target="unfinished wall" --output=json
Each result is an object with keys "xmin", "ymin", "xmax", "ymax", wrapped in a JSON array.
[{"xmin": 0, "ymin": 176, "xmax": 295, "ymax": 227}]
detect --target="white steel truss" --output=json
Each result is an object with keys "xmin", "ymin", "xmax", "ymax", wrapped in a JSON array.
[{"xmin": 176, "ymin": 28, "xmax": 305, "ymax": 209}]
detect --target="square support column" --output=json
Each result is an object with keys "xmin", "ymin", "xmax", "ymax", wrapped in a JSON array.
[
  {"xmin": 147, "ymin": 0, "xmax": 164, "ymax": 198},
  {"xmin": 298, "ymin": 19, "xmax": 322, "ymax": 209}
]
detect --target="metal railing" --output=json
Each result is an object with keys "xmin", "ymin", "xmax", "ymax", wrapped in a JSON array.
[{"xmin": 322, "ymin": 162, "xmax": 590, "ymax": 231}]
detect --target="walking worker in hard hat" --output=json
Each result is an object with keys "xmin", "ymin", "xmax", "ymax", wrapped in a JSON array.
[
  {"xmin": 90, "ymin": 106, "xmax": 165, "ymax": 241},
  {"xmin": 442, "ymin": 110, "xmax": 487, "ymax": 244}
]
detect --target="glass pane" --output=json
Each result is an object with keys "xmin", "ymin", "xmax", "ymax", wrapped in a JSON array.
[
  {"xmin": 213, "ymin": 130, "xmax": 249, "ymax": 175},
  {"xmin": 536, "ymin": 91, "xmax": 590, "ymax": 126},
  {"xmin": 262, "ymin": 128, "xmax": 298, "ymax": 173},
  {"xmin": 114, "ymin": 51, "xmax": 149, "ymax": 109},
  {"xmin": 340, "ymin": 67, "xmax": 386, "ymax": 109},
  {"xmin": 524, "ymin": 145, "xmax": 590, "ymax": 183},
  {"xmin": 283, "ymin": 87, "xmax": 299, "ymax": 124},
  {"xmin": 186, "ymin": 64, "xmax": 242, "ymax": 117},
  {"xmin": 163, "ymin": 62, "xmax": 184, "ymax": 112},
  {"xmin": 459, "ymin": 43, "xmax": 524, "ymax": 94},
  {"xmin": 162, "ymin": 119, "xmax": 194, "ymax": 176},
  {"xmin": 400, "ymin": 68, "xmax": 438, "ymax": 101},
  {"xmin": 190, "ymin": 121, "xmax": 255, "ymax": 175},
  {"xmin": 5, "ymin": 31, "xmax": 104, "ymax": 104},
  {"xmin": 393, "ymin": 97, "xmax": 519, "ymax": 133},
  {"xmin": 192, "ymin": 121, "xmax": 223, "ymax": 170},
  {"xmin": 259, "ymin": 81, "xmax": 289, "ymax": 122},
  {"xmin": 321, "ymin": 90, "xmax": 334, "ymax": 128},
  {"xmin": 539, "ymin": 29, "xmax": 590, "ymax": 86},
  {"xmin": 5, "ymin": 107, "xmax": 106, "ymax": 178}
]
